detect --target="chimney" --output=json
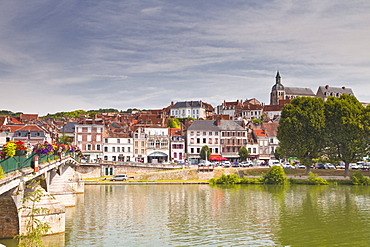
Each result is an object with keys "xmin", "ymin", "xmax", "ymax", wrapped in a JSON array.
[{"xmin": 216, "ymin": 117, "xmax": 221, "ymax": 126}]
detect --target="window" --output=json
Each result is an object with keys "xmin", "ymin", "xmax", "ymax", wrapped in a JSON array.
[
  {"xmin": 104, "ymin": 147, "xmax": 108, "ymax": 152},
  {"xmin": 161, "ymin": 140, "xmax": 168, "ymax": 147},
  {"xmin": 128, "ymin": 147, "xmax": 130, "ymax": 152},
  {"xmin": 203, "ymin": 132, "xmax": 206, "ymax": 135},
  {"xmin": 112, "ymin": 147, "xmax": 115, "ymax": 152},
  {"xmin": 141, "ymin": 149, "xmax": 144, "ymax": 154},
  {"xmin": 174, "ymin": 152, "xmax": 177, "ymax": 158},
  {"xmin": 270, "ymin": 138, "xmax": 274, "ymax": 143},
  {"xmin": 87, "ymin": 144, "xmax": 91, "ymax": 150},
  {"xmin": 105, "ymin": 138, "xmax": 108, "ymax": 143},
  {"xmin": 191, "ymin": 148, "xmax": 194, "ymax": 153},
  {"xmin": 78, "ymin": 135, "xmax": 82, "ymax": 141},
  {"xmin": 87, "ymin": 127, "xmax": 91, "ymax": 133},
  {"xmin": 87, "ymin": 135, "xmax": 91, "ymax": 141},
  {"xmin": 209, "ymin": 139, "xmax": 212, "ymax": 144},
  {"xmin": 197, "ymin": 148, "xmax": 200, "ymax": 153},
  {"xmin": 209, "ymin": 132, "xmax": 212, "ymax": 136},
  {"xmin": 96, "ymin": 144, "xmax": 101, "ymax": 151},
  {"xmin": 128, "ymin": 139, "xmax": 131, "ymax": 144},
  {"xmin": 141, "ymin": 142, "xmax": 145, "ymax": 147},
  {"xmin": 203, "ymin": 138, "xmax": 206, "ymax": 143},
  {"xmin": 122, "ymin": 147, "xmax": 125, "ymax": 152},
  {"xmin": 190, "ymin": 138, "xmax": 194, "ymax": 144},
  {"xmin": 215, "ymin": 148, "xmax": 218, "ymax": 153},
  {"xmin": 215, "ymin": 138, "xmax": 218, "ymax": 144},
  {"xmin": 117, "ymin": 147, "xmax": 120, "ymax": 152},
  {"xmin": 253, "ymin": 148, "xmax": 256, "ymax": 153},
  {"xmin": 148, "ymin": 139, "xmax": 155, "ymax": 148},
  {"xmin": 156, "ymin": 140, "xmax": 160, "ymax": 148},
  {"xmin": 197, "ymin": 138, "xmax": 200, "ymax": 144},
  {"xmin": 96, "ymin": 135, "xmax": 101, "ymax": 141},
  {"xmin": 104, "ymin": 156, "xmax": 108, "ymax": 161},
  {"xmin": 135, "ymin": 149, "xmax": 138, "ymax": 154},
  {"xmin": 97, "ymin": 127, "xmax": 101, "ymax": 133},
  {"xmin": 117, "ymin": 139, "xmax": 120, "ymax": 143},
  {"xmin": 135, "ymin": 141, "xmax": 138, "ymax": 147}
]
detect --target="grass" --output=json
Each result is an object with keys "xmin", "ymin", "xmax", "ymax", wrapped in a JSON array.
[{"xmin": 243, "ymin": 168, "xmax": 370, "ymax": 177}]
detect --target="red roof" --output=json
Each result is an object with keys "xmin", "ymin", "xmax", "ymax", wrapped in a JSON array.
[{"xmin": 253, "ymin": 129, "xmax": 267, "ymax": 137}]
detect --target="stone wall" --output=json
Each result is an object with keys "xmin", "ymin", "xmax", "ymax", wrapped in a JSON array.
[{"xmin": 0, "ymin": 196, "xmax": 19, "ymax": 238}]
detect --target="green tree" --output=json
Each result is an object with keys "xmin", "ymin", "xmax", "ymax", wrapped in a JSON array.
[
  {"xmin": 238, "ymin": 146, "xmax": 249, "ymax": 161},
  {"xmin": 261, "ymin": 166, "xmax": 288, "ymax": 185},
  {"xmin": 277, "ymin": 97, "xmax": 326, "ymax": 174},
  {"xmin": 167, "ymin": 118, "xmax": 181, "ymax": 128},
  {"xmin": 324, "ymin": 94, "xmax": 369, "ymax": 176},
  {"xmin": 200, "ymin": 145, "xmax": 211, "ymax": 161}
]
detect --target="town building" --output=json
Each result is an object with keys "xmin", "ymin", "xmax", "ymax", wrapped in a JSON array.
[
  {"xmin": 169, "ymin": 100, "xmax": 213, "ymax": 119},
  {"xmin": 270, "ymin": 71, "xmax": 316, "ymax": 105},
  {"xmin": 74, "ymin": 118, "xmax": 104, "ymax": 163},
  {"xmin": 316, "ymin": 85, "xmax": 355, "ymax": 101},
  {"xmin": 144, "ymin": 127, "xmax": 170, "ymax": 163}
]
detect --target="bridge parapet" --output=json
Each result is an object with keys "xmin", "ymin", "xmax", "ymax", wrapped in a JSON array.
[{"xmin": 0, "ymin": 155, "xmax": 83, "ymax": 239}]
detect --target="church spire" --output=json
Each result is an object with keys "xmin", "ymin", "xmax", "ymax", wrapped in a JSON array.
[{"xmin": 276, "ymin": 71, "xmax": 281, "ymax": 84}]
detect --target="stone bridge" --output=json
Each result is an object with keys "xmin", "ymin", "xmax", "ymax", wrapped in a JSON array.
[{"xmin": 0, "ymin": 155, "xmax": 83, "ymax": 239}]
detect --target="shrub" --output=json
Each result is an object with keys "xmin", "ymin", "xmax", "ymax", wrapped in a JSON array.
[
  {"xmin": 209, "ymin": 174, "xmax": 240, "ymax": 184},
  {"xmin": 350, "ymin": 171, "xmax": 370, "ymax": 185},
  {"xmin": 307, "ymin": 172, "xmax": 329, "ymax": 185},
  {"xmin": 240, "ymin": 177, "xmax": 263, "ymax": 184},
  {"xmin": 261, "ymin": 166, "xmax": 288, "ymax": 185}
]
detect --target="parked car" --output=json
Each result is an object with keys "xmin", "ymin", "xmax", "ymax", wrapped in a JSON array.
[
  {"xmin": 110, "ymin": 174, "xmax": 128, "ymax": 181},
  {"xmin": 282, "ymin": 163, "xmax": 295, "ymax": 169},
  {"xmin": 324, "ymin": 163, "xmax": 336, "ymax": 169},
  {"xmin": 232, "ymin": 162, "xmax": 240, "ymax": 167},
  {"xmin": 336, "ymin": 163, "xmax": 345, "ymax": 169},
  {"xmin": 240, "ymin": 161, "xmax": 253, "ymax": 167},
  {"xmin": 349, "ymin": 163, "xmax": 360, "ymax": 169},
  {"xmin": 295, "ymin": 164, "xmax": 306, "ymax": 169},
  {"xmin": 222, "ymin": 161, "xmax": 231, "ymax": 167},
  {"xmin": 316, "ymin": 163, "xmax": 325, "ymax": 169}
]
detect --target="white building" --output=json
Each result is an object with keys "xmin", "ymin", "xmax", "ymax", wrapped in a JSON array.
[
  {"xmin": 170, "ymin": 101, "xmax": 208, "ymax": 119},
  {"xmin": 144, "ymin": 127, "xmax": 170, "ymax": 163},
  {"xmin": 103, "ymin": 134, "xmax": 133, "ymax": 162}
]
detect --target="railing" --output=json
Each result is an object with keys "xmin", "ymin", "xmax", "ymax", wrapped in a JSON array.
[{"xmin": 0, "ymin": 153, "xmax": 79, "ymax": 174}]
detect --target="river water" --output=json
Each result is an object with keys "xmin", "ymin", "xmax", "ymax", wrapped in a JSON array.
[{"xmin": 2, "ymin": 184, "xmax": 370, "ymax": 246}]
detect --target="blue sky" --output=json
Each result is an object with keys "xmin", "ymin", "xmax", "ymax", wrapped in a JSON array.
[{"xmin": 1, "ymin": 0, "xmax": 369, "ymax": 115}]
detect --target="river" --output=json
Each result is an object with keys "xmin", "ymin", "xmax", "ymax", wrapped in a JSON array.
[{"xmin": 2, "ymin": 184, "xmax": 370, "ymax": 246}]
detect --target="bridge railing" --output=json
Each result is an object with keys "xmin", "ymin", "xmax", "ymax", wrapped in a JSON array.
[{"xmin": 0, "ymin": 153, "xmax": 80, "ymax": 174}]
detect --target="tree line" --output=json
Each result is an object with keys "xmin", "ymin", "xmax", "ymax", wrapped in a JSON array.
[{"xmin": 277, "ymin": 94, "xmax": 370, "ymax": 175}]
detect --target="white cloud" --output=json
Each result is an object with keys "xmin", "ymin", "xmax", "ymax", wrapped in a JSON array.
[{"xmin": 0, "ymin": 0, "xmax": 369, "ymax": 115}]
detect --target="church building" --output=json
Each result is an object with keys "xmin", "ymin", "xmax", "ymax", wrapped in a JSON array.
[{"xmin": 270, "ymin": 71, "xmax": 317, "ymax": 105}]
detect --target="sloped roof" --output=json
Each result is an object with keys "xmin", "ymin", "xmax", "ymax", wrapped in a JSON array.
[
  {"xmin": 317, "ymin": 85, "xmax": 354, "ymax": 96},
  {"xmin": 187, "ymin": 120, "xmax": 245, "ymax": 131},
  {"xmin": 262, "ymin": 122, "xmax": 279, "ymax": 137},
  {"xmin": 253, "ymin": 129, "xmax": 268, "ymax": 138},
  {"xmin": 285, "ymin": 87, "xmax": 315, "ymax": 96}
]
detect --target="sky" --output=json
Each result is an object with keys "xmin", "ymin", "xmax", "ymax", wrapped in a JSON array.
[{"xmin": 0, "ymin": 0, "xmax": 369, "ymax": 116}]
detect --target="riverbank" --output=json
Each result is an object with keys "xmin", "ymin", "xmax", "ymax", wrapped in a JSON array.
[{"xmin": 83, "ymin": 167, "xmax": 360, "ymax": 185}]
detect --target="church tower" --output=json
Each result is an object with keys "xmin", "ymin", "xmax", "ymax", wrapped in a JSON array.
[{"xmin": 270, "ymin": 71, "xmax": 285, "ymax": 105}]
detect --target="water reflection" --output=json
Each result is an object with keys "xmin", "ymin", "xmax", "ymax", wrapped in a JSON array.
[{"xmin": 2, "ymin": 184, "xmax": 370, "ymax": 246}]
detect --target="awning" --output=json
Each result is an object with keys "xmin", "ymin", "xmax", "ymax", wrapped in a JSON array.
[
  {"xmin": 209, "ymin": 155, "xmax": 228, "ymax": 161},
  {"xmin": 148, "ymin": 152, "xmax": 168, "ymax": 157}
]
